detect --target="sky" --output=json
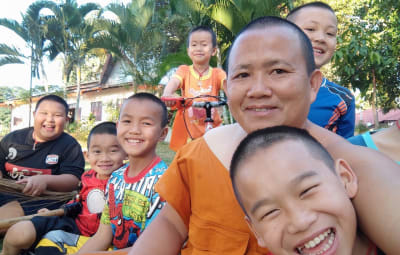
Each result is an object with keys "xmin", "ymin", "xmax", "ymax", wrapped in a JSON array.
[{"xmin": 0, "ymin": 0, "xmax": 130, "ymax": 90}]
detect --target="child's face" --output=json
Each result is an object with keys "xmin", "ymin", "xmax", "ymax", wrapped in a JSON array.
[
  {"xmin": 87, "ymin": 133, "xmax": 126, "ymax": 180},
  {"xmin": 292, "ymin": 7, "xmax": 337, "ymax": 68},
  {"xmin": 187, "ymin": 30, "xmax": 216, "ymax": 66},
  {"xmin": 235, "ymin": 140, "xmax": 358, "ymax": 255},
  {"xmin": 33, "ymin": 100, "xmax": 68, "ymax": 143},
  {"xmin": 117, "ymin": 99, "xmax": 167, "ymax": 159}
]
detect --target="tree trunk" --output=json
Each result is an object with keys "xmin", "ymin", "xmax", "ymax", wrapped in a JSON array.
[
  {"xmin": 371, "ymin": 69, "xmax": 379, "ymax": 129},
  {"xmin": 74, "ymin": 65, "xmax": 81, "ymax": 122}
]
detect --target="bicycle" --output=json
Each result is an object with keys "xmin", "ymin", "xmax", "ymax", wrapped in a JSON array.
[{"xmin": 161, "ymin": 95, "xmax": 227, "ymax": 139}]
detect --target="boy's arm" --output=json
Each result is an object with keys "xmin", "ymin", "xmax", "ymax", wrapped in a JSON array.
[
  {"xmin": 128, "ymin": 203, "xmax": 187, "ymax": 255},
  {"xmin": 76, "ymin": 223, "xmax": 113, "ymax": 254},
  {"xmin": 162, "ymin": 77, "xmax": 181, "ymax": 97},
  {"xmin": 16, "ymin": 174, "xmax": 79, "ymax": 196},
  {"xmin": 328, "ymin": 141, "xmax": 400, "ymax": 254}
]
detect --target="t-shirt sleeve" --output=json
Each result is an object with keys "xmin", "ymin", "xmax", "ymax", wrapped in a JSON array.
[
  {"xmin": 58, "ymin": 139, "xmax": 85, "ymax": 179},
  {"xmin": 338, "ymin": 95, "xmax": 356, "ymax": 138},
  {"xmin": 173, "ymin": 65, "xmax": 188, "ymax": 90},
  {"xmin": 155, "ymin": 150, "xmax": 191, "ymax": 228},
  {"xmin": 218, "ymin": 68, "xmax": 227, "ymax": 90}
]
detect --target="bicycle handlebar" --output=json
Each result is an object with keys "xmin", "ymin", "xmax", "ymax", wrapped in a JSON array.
[
  {"xmin": 192, "ymin": 101, "xmax": 226, "ymax": 108},
  {"xmin": 161, "ymin": 96, "xmax": 226, "ymax": 109}
]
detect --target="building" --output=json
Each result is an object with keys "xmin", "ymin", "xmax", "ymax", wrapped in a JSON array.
[{"xmin": 0, "ymin": 55, "xmax": 163, "ymax": 132}]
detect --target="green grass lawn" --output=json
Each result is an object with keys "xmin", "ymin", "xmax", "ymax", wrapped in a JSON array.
[{"xmin": 156, "ymin": 141, "xmax": 176, "ymax": 166}]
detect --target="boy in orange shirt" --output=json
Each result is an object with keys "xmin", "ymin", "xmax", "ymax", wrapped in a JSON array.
[{"xmin": 162, "ymin": 26, "xmax": 226, "ymax": 151}]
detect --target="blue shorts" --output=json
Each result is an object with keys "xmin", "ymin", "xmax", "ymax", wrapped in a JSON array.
[{"xmin": 0, "ymin": 193, "xmax": 66, "ymax": 215}]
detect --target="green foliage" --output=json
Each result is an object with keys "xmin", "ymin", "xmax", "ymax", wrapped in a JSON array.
[
  {"xmin": 354, "ymin": 121, "xmax": 369, "ymax": 135},
  {"xmin": 105, "ymin": 101, "xmax": 120, "ymax": 122},
  {"xmin": 66, "ymin": 113, "xmax": 96, "ymax": 146}
]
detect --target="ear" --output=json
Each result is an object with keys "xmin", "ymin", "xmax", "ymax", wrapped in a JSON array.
[
  {"xmin": 223, "ymin": 79, "xmax": 228, "ymax": 94},
  {"xmin": 159, "ymin": 126, "xmax": 169, "ymax": 142},
  {"xmin": 309, "ymin": 69, "xmax": 323, "ymax": 104},
  {"xmin": 211, "ymin": 47, "xmax": 217, "ymax": 56},
  {"xmin": 334, "ymin": 159, "xmax": 358, "ymax": 199},
  {"xmin": 83, "ymin": 150, "xmax": 89, "ymax": 161},
  {"xmin": 245, "ymin": 216, "xmax": 268, "ymax": 248}
]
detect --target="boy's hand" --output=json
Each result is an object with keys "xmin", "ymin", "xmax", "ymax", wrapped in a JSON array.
[
  {"xmin": 161, "ymin": 96, "xmax": 178, "ymax": 107},
  {"xmin": 37, "ymin": 208, "xmax": 50, "ymax": 214},
  {"xmin": 16, "ymin": 176, "xmax": 48, "ymax": 196}
]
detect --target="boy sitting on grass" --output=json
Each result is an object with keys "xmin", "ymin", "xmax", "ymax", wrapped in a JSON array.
[
  {"xmin": 230, "ymin": 126, "xmax": 384, "ymax": 255},
  {"xmin": 1, "ymin": 122, "xmax": 127, "ymax": 255},
  {"xmin": 76, "ymin": 93, "xmax": 169, "ymax": 254}
]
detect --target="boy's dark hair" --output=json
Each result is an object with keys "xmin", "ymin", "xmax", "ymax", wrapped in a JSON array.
[
  {"xmin": 123, "ymin": 93, "xmax": 168, "ymax": 127},
  {"xmin": 225, "ymin": 16, "xmax": 315, "ymax": 76},
  {"xmin": 35, "ymin": 94, "xmax": 69, "ymax": 116},
  {"xmin": 87, "ymin": 121, "xmax": 117, "ymax": 149},
  {"xmin": 187, "ymin": 25, "xmax": 217, "ymax": 48},
  {"xmin": 286, "ymin": 2, "xmax": 335, "ymax": 22},
  {"xmin": 230, "ymin": 125, "xmax": 335, "ymax": 216}
]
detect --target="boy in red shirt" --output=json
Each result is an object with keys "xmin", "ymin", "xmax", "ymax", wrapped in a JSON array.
[{"xmin": 1, "ymin": 122, "xmax": 126, "ymax": 255}]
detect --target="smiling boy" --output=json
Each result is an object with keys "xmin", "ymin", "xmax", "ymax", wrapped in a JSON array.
[
  {"xmin": 77, "ymin": 93, "xmax": 169, "ymax": 254},
  {"xmin": 230, "ymin": 126, "xmax": 384, "ymax": 255},
  {"xmin": 287, "ymin": 2, "xmax": 356, "ymax": 138},
  {"xmin": 162, "ymin": 26, "xmax": 226, "ymax": 151},
  {"xmin": 0, "ymin": 95, "xmax": 84, "ymax": 222}
]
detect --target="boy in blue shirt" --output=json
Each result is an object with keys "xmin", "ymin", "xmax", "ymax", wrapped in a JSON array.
[
  {"xmin": 287, "ymin": 2, "xmax": 356, "ymax": 138},
  {"xmin": 77, "ymin": 93, "xmax": 169, "ymax": 254}
]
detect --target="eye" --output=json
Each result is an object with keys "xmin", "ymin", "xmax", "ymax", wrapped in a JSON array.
[
  {"xmin": 261, "ymin": 208, "xmax": 280, "ymax": 221},
  {"xmin": 327, "ymin": 32, "xmax": 335, "ymax": 37},
  {"xmin": 142, "ymin": 121, "xmax": 152, "ymax": 126},
  {"xmin": 305, "ymin": 28, "xmax": 315, "ymax": 32},
  {"xmin": 233, "ymin": 72, "xmax": 249, "ymax": 79},
  {"xmin": 93, "ymin": 150, "xmax": 101, "ymax": 154},
  {"xmin": 121, "ymin": 119, "xmax": 130, "ymax": 124},
  {"xmin": 272, "ymin": 69, "xmax": 286, "ymax": 75},
  {"xmin": 300, "ymin": 185, "xmax": 318, "ymax": 198}
]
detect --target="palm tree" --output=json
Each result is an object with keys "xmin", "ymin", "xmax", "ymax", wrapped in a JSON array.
[
  {"xmin": 43, "ymin": 0, "xmax": 101, "ymax": 122},
  {"xmin": 0, "ymin": 0, "xmax": 57, "ymax": 126},
  {"xmin": 88, "ymin": 0, "xmax": 164, "ymax": 87},
  {"xmin": 169, "ymin": 0, "xmax": 293, "ymax": 64}
]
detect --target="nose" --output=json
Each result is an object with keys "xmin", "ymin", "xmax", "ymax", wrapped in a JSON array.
[
  {"xmin": 312, "ymin": 30, "xmax": 326, "ymax": 43},
  {"xmin": 99, "ymin": 152, "xmax": 111, "ymax": 162},
  {"xmin": 46, "ymin": 113, "xmax": 55, "ymax": 122},
  {"xmin": 128, "ymin": 122, "xmax": 141, "ymax": 134},
  {"xmin": 246, "ymin": 73, "xmax": 273, "ymax": 98},
  {"xmin": 286, "ymin": 206, "xmax": 317, "ymax": 234}
]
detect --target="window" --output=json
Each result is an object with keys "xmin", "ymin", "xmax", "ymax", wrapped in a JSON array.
[{"xmin": 91, "ymin": 101, "xmax": 102, "ymax": 121}]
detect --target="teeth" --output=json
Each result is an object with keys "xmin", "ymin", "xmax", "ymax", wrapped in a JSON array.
[
  {"xmin": 253, "ymin": 108, "xmax": 269, "ymax": 112},
  {"xmin": 297, "ymin": 229, "xmax": 334, "ymax": 255},
  {"xmin": 127, "ymin": 139, "xmax": 141, "ymax": 143}
]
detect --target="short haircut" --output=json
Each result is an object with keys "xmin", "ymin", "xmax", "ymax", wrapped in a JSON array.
[
  {"xmin": 87, "ymin": 121, "xmax": 117, "ymax": 149},
  {"xmin": 225, "ymin": 16, "xmax": 315, "ymax": 76},
  {"xmin": 230, "ymin": 125, "xmax": 335, "ymax": 216},
  {"xmin": 122, "ymin": 93, "xmax": 168, "ymax": 127},
  {"xmin": 187, "ymin": 25, "xmax": 217, "ymax": 48},
  {"xmin": 35, "ymin": 94, "xmax": 69, "ymax": 116},
  {"xmin": 286, "ymin": 2, "xmax": 335, "ymax": 22}
]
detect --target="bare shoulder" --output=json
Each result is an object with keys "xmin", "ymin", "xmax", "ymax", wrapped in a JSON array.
[{"xmin": 203, "ymin": 123, "xmax": 247, "ymax": 169}]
